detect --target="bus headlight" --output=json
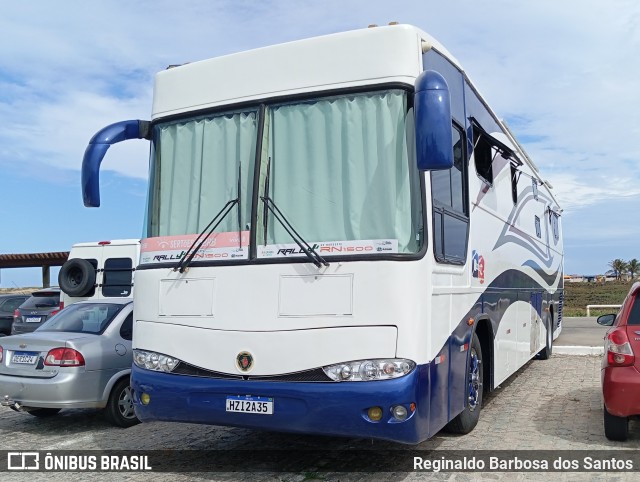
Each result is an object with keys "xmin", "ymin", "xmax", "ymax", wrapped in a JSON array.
[
  {"xmin": 133, "ymin": 349, "xmax": 181, "ymax": 373},
  {"xmin": 323, "ymin": 359, "xmax": 415, "ymax": 381}
]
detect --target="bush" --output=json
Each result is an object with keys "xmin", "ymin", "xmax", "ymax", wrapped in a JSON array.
[{"xmin": 564, "ymin": 280, "xmax": 633, "ymax": 316}]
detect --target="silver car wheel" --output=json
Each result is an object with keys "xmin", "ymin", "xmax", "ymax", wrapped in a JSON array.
[{"xmin": 118, "ymin": 385, "xmax": 136, "ymax": 419}]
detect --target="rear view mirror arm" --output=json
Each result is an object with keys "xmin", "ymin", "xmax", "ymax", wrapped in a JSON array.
[{"xmin": 82, "ymin": 120, "xmax": 150, "ymax": 207}]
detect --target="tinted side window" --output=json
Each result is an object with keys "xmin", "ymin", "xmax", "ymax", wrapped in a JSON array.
[
  {"xmin": 431, "ymin": 124, "xmax": 469, "ymax": 264},
  {"xmin": 120, "ymin": 312, "xmax": 133, "ymax": 340},
  {"xmin": 473, "ymin": 127, "xmax": 494, "ymax": 184},
  {"xmin": 3, "ymin": 298, "xmax": 27, "ymax": 312},
  {"xmin": 551, "ymin": 213, "xmax": 560, "ymax": 242},
  {"xmin": 21, "ymin": 294, "xmax": 60, "ymax": 309},
  {"xmin": 626, "ymin": 296, "xmax": 640, "ymax": 325},
  {"xmin": 510, "ymin": 164, "xmax": 518, "ymax": 204},
  {"xmin": 102, "ymin": 258, "xmax": 133, "ymax": 297},
  {"xmin": 422, "ymin": 50, "xmax": 465, "ymax": 124}
]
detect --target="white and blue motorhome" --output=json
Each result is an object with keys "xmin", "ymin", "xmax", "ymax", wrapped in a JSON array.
[{"xmin": 81, "ymin": 24, "xmax": 563, "ymax": 444}]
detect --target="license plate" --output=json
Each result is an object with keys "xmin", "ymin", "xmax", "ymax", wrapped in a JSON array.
[
  {"xmin": 11, "ymin": 352, "xmax": 39, "ymax": 365},
  {"xmin": 226, "ymin": 396, "xmax": 273, "ymax": 415},
  {"xmin": 25, "ymin": 317, "xmax": 41, "ymax": 323}
]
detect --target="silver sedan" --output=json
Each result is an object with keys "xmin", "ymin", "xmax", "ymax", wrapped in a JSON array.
[{"xmin": 0, "ymin": 299, "xmax": 138, "ymax": 427}]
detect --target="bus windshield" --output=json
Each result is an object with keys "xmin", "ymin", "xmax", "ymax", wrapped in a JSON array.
[{"xmin": 144, "ymin": 89, "xmax": 422, "ymax": 264}]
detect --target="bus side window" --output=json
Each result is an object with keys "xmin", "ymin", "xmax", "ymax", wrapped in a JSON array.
[
  {"xmin": 473, "ymin": 126, "xmax": 494, "ymax": 184},
  {"xmin": 510, "ymin": 164, "xmax": 518, "ymax": 204},
  {"xmin": 431, "ymin": 123, "xmax": 469, "ymax": 264}
]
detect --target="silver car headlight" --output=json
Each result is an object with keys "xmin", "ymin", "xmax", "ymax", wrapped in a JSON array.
[
  {"xmin": 133, "ymin": 349, "xmax": 180, "ymax": 373},
  {"xmin": 323, "ymin": 358, "xmax": 415, "ymax": 381}
]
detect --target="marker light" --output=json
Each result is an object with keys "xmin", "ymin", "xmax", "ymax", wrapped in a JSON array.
[
  {"xmin": 323, "ymin": 359, "xmax": 415, "ymax": 382},
  {"xmin": 367, "ymin": 407, "xmax": 383, "ymax": 421},
  {"xmin": 392, "ymin": 405, "xmax": 408, "ymax": 421}
]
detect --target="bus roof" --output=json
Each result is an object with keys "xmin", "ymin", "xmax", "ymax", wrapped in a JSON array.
[{"xmin": 151, "ymin": 24, "xmax": 459, "ymax": 119}]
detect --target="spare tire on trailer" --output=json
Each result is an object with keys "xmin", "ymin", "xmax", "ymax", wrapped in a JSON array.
[{"xmin": 58, "ymin": 258, "xmax": 96, "ymax": 297}]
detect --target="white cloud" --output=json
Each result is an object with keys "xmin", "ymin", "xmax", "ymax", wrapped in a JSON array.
[{"xmin": 1, "ymin": 1, "xmax": 639, "ymax": 275}]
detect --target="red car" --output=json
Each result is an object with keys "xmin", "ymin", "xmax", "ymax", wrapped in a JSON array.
[{"xmin": 598, "ymin": 281, "xmax": 640, "ymax": 441}]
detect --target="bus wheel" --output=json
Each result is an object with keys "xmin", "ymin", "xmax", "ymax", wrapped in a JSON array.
[{"xmin": 446, "ymin": 333, "xmax": 483, "ymax": 434}]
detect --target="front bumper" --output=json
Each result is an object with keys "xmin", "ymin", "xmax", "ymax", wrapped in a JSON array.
[
  {"xmin": 0, "ymin": 369, "xmax": 116, "ymax": 409},
  {"xmin": 602, "ymin": 365, "xmax": 640, "ymax": 417},
  {"xmin": 132, "ymin": 363, "xmax": 431, "ymax": 444}
]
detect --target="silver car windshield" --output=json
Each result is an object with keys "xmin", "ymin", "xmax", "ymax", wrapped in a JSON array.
[{"xmin": 37, "ymin": 303, "xmax": 126, "ymax": 334}]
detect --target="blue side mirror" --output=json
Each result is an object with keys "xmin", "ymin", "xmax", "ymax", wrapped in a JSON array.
[
  {"xmin": 82, "ymin": 120, "xmax": 150, "ymax": 207},
  {"xmin": 415, "ymin": 70, "xmax": 453, "ymax": 171}
]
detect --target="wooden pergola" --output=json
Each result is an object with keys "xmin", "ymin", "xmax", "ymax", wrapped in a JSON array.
[{"xmin": 0, "ymin": 252, "xmax": 69, "ymax": 287}]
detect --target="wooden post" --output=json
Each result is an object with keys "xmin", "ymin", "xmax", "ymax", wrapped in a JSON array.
[{"xmin": 42, "ymin": 265, "xmax": 50, "ymax": 288}]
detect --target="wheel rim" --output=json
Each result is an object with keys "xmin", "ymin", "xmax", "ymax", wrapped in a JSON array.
[
  {"xmin": 118, "ymin": 385, "xmax": 136, "ymax": 419},
  {"xmin": 468, "ymin": 347, "xmax": 481, "ymax": 411}
]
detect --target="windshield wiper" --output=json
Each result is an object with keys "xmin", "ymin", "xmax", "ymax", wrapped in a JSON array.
[
  {"xmin": 260, "ymin": 195, "xmax": 329, "ymax": 268},
  {"xmin": 174, "ymin": 198, "xmax": 238, "ymax": 273}
]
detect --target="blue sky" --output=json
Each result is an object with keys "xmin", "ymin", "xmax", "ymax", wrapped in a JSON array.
[{"xmin": 1, "ymin": 0, "xmax": 639, "ymax": 287}]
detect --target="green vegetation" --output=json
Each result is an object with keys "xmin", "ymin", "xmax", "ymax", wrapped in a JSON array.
[
  {"xmin": 607, "ymin": 258, "xmax": 640, "ymax": 280},
  {"xmin": 563, "ymin": 280, "xmax": 634, "ymax": 317}
]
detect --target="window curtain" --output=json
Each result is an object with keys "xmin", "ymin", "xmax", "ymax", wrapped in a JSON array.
[
  {"xmin": 153, "ymin": 111, "xmax": 257, "ymax": 236},
  {"xmin": 264, "ymin": 91, "xmax": 419, "ymax": 252}
]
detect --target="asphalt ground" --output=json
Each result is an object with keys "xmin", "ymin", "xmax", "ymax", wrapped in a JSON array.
[{"xmin": 555, "ymin": 316, "xmax": 607, "ymax": 350}]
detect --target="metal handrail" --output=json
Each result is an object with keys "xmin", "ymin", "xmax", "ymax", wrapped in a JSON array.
[{"xmin": 586, "ymin": 304, "xmax": 622, "ymax": 317}]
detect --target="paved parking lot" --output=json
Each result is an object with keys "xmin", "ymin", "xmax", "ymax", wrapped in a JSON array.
[{"xmin": 1, "ymin": 354, "xmax": 638, "ymax": 481}]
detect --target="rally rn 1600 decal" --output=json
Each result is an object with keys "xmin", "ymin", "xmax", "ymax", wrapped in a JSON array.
[
  {"xmin": 257, "ymin": 239, "xmax": 398, "ymax": 258},
  {"xmin": 140, "ymin": 232, "xmax": 249, "ymax": 263}
]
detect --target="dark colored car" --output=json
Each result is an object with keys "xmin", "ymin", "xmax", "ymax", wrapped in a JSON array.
[
  {"xmin": 12, "ymin": 288, "xmax": 62, "ymax": 335},
  {"xmin": 597, "ymin": 281, "xmax": 640, "ymax": 441},
  {"xmin": 0, "ymin": 294, "xmax": 29, "ymax": 336}
]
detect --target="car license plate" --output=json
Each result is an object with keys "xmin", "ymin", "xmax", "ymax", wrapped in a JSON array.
[
  {"xmin": 11, "ymin": 352, "xmax": 39, "ymax": 364},
  {"xmin": 226, "ymin": 396, "xmax": 273, "ymax": 415},
  {"xmin": 25, "ymin": 317, "xmax": 41, "ymax": 323}
]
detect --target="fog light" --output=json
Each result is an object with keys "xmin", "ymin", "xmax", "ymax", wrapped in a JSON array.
[
  {"xmin": 367, "ymin": 406, "xmax": 383, "ymax": 421},
  {"xmin": 392, "ymin": 405, "xmax": 408, "ymax": 421},
  {"xmin": 140, "ymin": 393, "xmax": 151, "ymax": 405}
]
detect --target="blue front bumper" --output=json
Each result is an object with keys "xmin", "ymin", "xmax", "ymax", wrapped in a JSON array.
[{"xmin": 131, "ymin": 364, "xmax": 431, "ymax": 444}]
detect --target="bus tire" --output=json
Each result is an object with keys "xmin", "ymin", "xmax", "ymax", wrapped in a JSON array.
[
  {"xmin": 446, "ymin": 333, "xmax": 483, "ymax": 434},
  {"xmin": 604, "ymin": 406, "xmax": 628, "ymax": 441},
  {"xmin": 27, "ymin": 408, "xmax": 61, "ymax": 417},
  {"xmin": 58, "ymin": 258, "xmax": 96, "ymax": 297},
  {"xmin": 104, "ymin": 378, "xmax": 139, "ymax": 428},
  {"xmin": 537, "ymin": 319, "xmax": 553, "ymax": 360}
]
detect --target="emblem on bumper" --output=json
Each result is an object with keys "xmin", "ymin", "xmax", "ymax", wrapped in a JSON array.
[{"xmin": 236, "ymin": 352, "xmax": 253, "ymax": 372}]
